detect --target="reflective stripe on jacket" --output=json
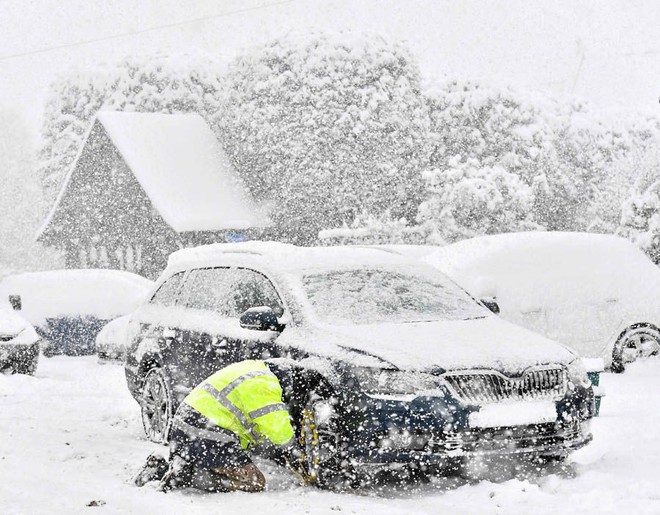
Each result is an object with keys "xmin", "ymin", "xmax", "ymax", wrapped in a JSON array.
[{"xmin": 182, "ymin": 360, "xmax": 294, "ymax": 449}]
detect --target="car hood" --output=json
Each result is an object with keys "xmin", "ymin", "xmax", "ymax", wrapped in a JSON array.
[{"xmin": 293, "ymin": 315, "xmax": 576, "ymax": 376}]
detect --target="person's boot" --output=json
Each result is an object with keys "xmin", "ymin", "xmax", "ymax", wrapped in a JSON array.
[
  {"xmin": 212, "ymin": 463, "xmax": 266, "ymax": 492},
  {"xmin": 189, "ymin": 468, "xmax": 234, "ymax": 492},
  {"xmin": 159, "ymin": 456, "xmax": 193, "ymax": 492},
  {"xmin": 134, "ymin": 454, "xmax": 170, "ymax": 487}
]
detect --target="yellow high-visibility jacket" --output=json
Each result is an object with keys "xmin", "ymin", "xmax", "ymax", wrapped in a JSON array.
[{"xmin": 182, "ymin": 360, "xmax": 294, "ymax": 450}]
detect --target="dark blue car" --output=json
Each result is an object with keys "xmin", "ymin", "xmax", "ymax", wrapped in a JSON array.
[
  {"xmin": 124, "ymin": 242, "xmax": 594, "ymax": 485},
  {"xmin": 0, "ymin": 269, "xmax": 152, "ymax": 356}
]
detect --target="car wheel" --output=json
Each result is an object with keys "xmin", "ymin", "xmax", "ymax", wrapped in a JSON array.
[
  {"xmin": 611, "ymin": 325, "xmax": 660, "ymax": 373},
  {"xmin": 140, "ymin": 367, "xmax": 173, "ymax": 444},
  {"xmin": 298, "ymin": 398, "xmax": 354, "ymax": 489}
]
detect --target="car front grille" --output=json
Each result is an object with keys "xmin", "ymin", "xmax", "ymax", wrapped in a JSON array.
[{"xmin": 444, "ymin": 366, "xmax": 567, "ymax": 404}]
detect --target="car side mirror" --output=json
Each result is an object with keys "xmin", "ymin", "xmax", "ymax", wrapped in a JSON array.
[
  {"xmin": 9, "ymin": 294, "xmax": 22, "ymax": 311},
  {"xmin": 239, "ymin": 306, "xmax": 284, "ymax": 332},
  {"xmin": 481, "ymin": 297, "xmax": 500, "ymax": 314}
]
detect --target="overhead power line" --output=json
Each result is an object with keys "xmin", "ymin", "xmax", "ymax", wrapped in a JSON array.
[{"xmin": 0, "ymin": 0, "xmax": 295, "ymax": 63}]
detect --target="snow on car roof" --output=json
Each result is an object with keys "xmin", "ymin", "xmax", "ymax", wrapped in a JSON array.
[
  {"xmin": 424, "ymin": 231, "xmax": 660, "ymax": 307},
  {"xmin": 96, "ymin": 111, "xmax": 269, "ymax": 232},
  {"xmin": 0, "ymin": 269, "xmax": 153, "ymax": 324},
  {"xmin": 425, "ymin": 231, "xmax": 654, "ymax": 275},
  {"xmin": 166, "ymin": 241, "xmax": 415, "ymax": 275}
]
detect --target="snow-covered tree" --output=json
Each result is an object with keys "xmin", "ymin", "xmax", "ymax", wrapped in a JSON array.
[
  {"xmin": 39, "ymin": 54, "xmax": 223, "ymax": 201},
  {"xmin": 215, "ymin": 32, "xmax": 430, "ymax": 244},
  {"xmin": 618, "ymin": 146, "xmax": 660, "ymax": 262},
  {"xmin": 425, "ymin": 81, "xmax": 543, "ymax": 177},
  {"xmin": 417, "ymin": 156, "xmax": 538, "ymax": 242},
  {"xmin": 420, "ymin": 81, "xmax": 626, "ymax": 239},
  {"xmin": 0, "ymin": 108, "xmax": 62, "ymax": 274}
]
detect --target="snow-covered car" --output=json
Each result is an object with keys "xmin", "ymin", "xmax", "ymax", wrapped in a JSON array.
[
  {"xmin": 124, "ymin": 242, "xmax": 594, "ymax": 483},
  {"xmin": 96, "ymin": 315, "xmax": 131, "ymax": 362},
  {"xmin": 0, "ymin": 305, "xmax": 41, "ymax": 375},
  {"xmin": 0, "ymin": 269, "xmax": 152, "ymax": 356},
  {"xmin": 423, "ymin": 232, "xmax": 660, "ymax": 372}
]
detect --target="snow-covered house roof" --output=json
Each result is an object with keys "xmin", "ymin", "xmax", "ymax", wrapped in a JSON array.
[{"xmin": 40, "ymin": 111, "xmax": 268, "ymax": 237}]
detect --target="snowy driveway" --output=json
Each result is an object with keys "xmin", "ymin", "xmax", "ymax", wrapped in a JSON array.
[{"xmin": 1, "ymin": 357, "xmax": 659, "ymax": 514}]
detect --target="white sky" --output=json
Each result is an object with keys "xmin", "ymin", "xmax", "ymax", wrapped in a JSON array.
[{"xmin": 1, "ymin": 0, "xmax": 658, "ymax": 132}]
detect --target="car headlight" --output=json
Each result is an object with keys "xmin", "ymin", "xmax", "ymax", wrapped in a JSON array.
[
  {"xmin": 567, "ymin": 359, "xmax": 591, "ymax": 388},
  {"xmin": 351, "ymin": 367, "xmax": 445, "ymax": 396}
]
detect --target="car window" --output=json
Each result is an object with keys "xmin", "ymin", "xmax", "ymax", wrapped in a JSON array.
[
  {"xmin": 150, "ymin": 272, "xmax": 185, "ymax": 307},
  {"xmin": 182, "ymin": 267, "xmax": 284, "ymax": 318},
  {"xmin": 183, "ymin": 267, "xmax": 236, "ymax": 316},
  {"xmin": 232, "ymin": 268, "xmax": 284, "ymax": 317}
]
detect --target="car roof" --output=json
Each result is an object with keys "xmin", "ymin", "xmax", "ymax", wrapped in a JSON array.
[
  {"xmin": 426, "ymin": 231, "xmax": 651, "ymax": 272},
  {"xmin": 0, "ymin": 268, "xmax": 152, "ymax": 289},
  {"xmin": 165, "ymin": 241, "xmax": 416, "ymax": 276}
]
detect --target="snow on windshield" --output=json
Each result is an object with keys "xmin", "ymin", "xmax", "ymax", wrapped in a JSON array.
[{"xmin": 302, "ymin": 267, "xmax": 485, "ymax": 325}]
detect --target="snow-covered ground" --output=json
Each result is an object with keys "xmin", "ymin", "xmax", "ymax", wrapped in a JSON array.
[{"xmin": 1, "ymin": 356, "xmax": 659, "ymax": 514}]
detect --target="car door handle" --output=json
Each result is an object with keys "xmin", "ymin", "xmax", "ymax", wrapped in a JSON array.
[
  {"xmin": 211, "ymin": 337, "xmax": 227, "ymax": 349},
  {"xmin": 162, "ymin": 328, "xmax": 178, "ymax": 340},
  {"xmin": 159, "ymin": 328, "xmax": 178, "ymax": 346}
]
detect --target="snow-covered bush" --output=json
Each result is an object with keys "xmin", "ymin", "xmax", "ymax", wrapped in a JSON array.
[
  {"xmin": 215, "ymin": 32, "xmax": 430, "ymax": 244},
  {"xmin": 417, "ymin": 157, "xmax": 538, "ymax": 243},
  {"xmin": 38, "ymin": 54, "xmax": 223, "ymax": 200}
]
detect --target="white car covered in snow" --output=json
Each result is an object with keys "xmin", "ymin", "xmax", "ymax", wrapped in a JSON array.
[
  {"xmin": 424, "ymin": 232, "xmax": 660, "ymax": 372},
  {"xmin": 0, "ymin": 305, "xmax": 41, "ymax": 375}
]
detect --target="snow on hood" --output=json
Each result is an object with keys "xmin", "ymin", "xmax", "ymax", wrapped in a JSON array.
[
  {"xmin": 0, "ymin": 269, "xmax": 153, "ymax": 325},
  {"xmin": 0, "ymin": 307, "xmax": 31, "ymax": 337},
  {"xmin": 284, "ymin": 315, "xmax": 576, "ymax": 376}
]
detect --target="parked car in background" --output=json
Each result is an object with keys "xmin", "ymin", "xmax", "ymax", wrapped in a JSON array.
[
  {"xmin": 124, "ymin": 242, "xmax": 593, "ymax": 484},
  {"xmin": 0, "ymin": 269, "xmax": 152, "ymax": 356},
  {"xmin": 96, "ymin": 315, "xmax": 131, "ymax": 362},
  {"xmin": 423, "ymin": 232, "xmax": 660, "ymax": 372},
  {"xmin": 0, "ymin": 305, "xmax": 41, "ymax": 375}
]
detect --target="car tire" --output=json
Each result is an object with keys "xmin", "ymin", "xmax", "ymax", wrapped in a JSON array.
[
  {"xmin": 140, "ymin": 367, "xmax": 173, "ymax": 444},
  {"xmin": 611, "ymin": 325, "xmax": 660, "ymax": 373},
  {"xmin": 297, "ymin": 397, "xmax": 355, "ymax": 489}
]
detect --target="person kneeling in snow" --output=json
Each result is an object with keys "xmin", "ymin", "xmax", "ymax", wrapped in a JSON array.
[{"xmin": 135, "ymin": 359, "xmax": 294, "ymax": 492}]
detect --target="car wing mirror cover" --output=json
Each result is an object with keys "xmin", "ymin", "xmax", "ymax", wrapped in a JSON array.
[
  {"xmin": 9, "ymin": 294, "xmax": 22, "ymax": 311},
  {"xmin": 480, "ymin": 297, "xmax": 500, "ymax": 315},
  {"xmin": 240, "ymin": 306, "xmax": 284, "ymax": 332}
]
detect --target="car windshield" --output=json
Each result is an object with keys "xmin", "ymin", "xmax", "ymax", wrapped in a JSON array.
[{"xmin": 302, "ymin": 266, "xmax": 486, "ymax": 325}]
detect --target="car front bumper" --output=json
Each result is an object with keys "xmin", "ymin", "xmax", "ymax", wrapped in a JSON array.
[
  {"xmin": 350, "ymin": 419, "xmax": 592, "ymax": 467},
  {"xmin": 337, "ymin": 386, "xmax": 594, "ymax": 468},
  {"xmin": 0, "ymin": 341, "xmax": 40, "ymax": 370}
]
